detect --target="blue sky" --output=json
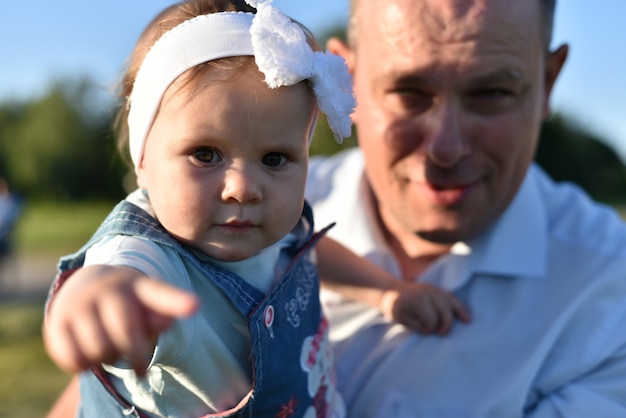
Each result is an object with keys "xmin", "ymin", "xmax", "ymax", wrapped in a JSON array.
[{"xmin": 1, "ymin": 1, "xmax": 625, "ymax": 161}]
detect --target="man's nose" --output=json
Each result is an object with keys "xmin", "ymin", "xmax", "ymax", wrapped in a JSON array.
[
  {"xmin": 221, "ymin": 166, "xmax": 262, "ymax": 203},
  {"xmin": 422, "ymin": 100, "xmax": 470, "ymax": 168}
]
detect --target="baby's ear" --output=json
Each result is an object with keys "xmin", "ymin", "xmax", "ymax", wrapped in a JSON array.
[
  {"xmin": 326, "ymin": 38, "xmax": 354, "ymax": 74},
  {"xmin": 135, "ymin": 161, "xmax": 147, "ymax": 189}
]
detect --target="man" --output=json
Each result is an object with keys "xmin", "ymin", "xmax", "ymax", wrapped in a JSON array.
[{"xmin": 307, "ymin": 0, "xmax": 626, "ymax": 416}]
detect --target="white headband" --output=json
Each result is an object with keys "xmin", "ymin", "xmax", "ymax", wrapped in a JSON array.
[{"xmin": 128, "ymin": 0, "xmax": 356, "ymax": 171}]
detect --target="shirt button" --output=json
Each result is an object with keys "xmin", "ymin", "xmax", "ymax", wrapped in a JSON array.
[{"xmin": 264, "ymin": 305, "xmax": 275, "ymax": 329}]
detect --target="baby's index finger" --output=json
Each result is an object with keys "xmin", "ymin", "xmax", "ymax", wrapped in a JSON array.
[
  {"xmin": 452, "ymin": 300, "xmax": 471, "ymax": 323},
  {"xmin": 437, "ymin": 290, "xmax": 471, "ymax": 324},
  {"xmin": 134, "ymin": 278, "xmax": 200, "ymax": 319}
]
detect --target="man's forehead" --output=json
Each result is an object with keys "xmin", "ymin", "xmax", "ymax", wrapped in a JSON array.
[
  {"xmin": 360, "ymin": 0, "xmax": 541, "ymax": 40},
  {"xmin": 358, "ymin": 0, "xmax": 542, "ymax": 63}
]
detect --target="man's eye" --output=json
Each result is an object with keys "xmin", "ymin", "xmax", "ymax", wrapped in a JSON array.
[
  {"xmin": 192, "ymin": 147, "xmax": 221, "ymax": 164},
  {"xmin": 262, "ymin": 152, "xmax": 287, "ymax": 168},
  {"xmin": 467, "ymin": 88, "xmax": 517, "ymax": 114},
  {"xmin": 474, "ymin": 88, "xmax": 512, "ymax": 100},
  {"xmin": 390, "ymin": 89, "xmax": 433, "ymax": 113}
]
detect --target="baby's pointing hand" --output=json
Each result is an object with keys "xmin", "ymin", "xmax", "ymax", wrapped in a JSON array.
[{"xmin": 43, "ymin": 265, "xmax": 199, "ymax": 377}]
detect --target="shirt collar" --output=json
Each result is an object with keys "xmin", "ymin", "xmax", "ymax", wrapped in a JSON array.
[{"xmin": 463, "ymin": 165, "xmax": 548, "ymax": 276}]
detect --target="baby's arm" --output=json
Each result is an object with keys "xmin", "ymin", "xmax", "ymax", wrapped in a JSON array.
[
  {"xmin": 43, "ymin": 265, "xmax": 198, "ymax": 376},
  {"xmin": 316, "ymin": 236, "xmax": 470, "ymax": 335}
]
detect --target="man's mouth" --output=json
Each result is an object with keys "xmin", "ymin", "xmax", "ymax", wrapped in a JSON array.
[{"xmin": 420, "ymin": 181, "xmax": 476, "ymax": 206}]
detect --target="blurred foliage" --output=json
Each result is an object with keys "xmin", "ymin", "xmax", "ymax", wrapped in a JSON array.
[
  {"xmin": 0, "ymin": 80, "xmax": 127, "ymax": 202},
  {"xmin": 0, "ymin": 78, "xmax": 625, "ymax": 204},
  {"xmin": 310, "ymin": 113, "xmax": 358, "ymax": 156},
  {"xmin": 536, "ymin": 114, "xmax": 626, "ymax": 202}
]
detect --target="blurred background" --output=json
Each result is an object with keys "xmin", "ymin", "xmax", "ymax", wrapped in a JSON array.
[{"xmin": 0, "ymin": 1, "xmax": 624, "ymax": 416}]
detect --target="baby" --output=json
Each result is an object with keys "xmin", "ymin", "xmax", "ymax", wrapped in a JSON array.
[{"xmin": 43, "ymin": 0, "xmax": 469, "ymax": 416}]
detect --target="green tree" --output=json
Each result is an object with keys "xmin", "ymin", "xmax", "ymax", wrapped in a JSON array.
[
  {"xmin": 0, "ymin": 103, "xmax": 24, "ymax": 183},
  {"xmin": 536, "ymin": 114, "xmax": 626, "ymax": 202},
  {"xmin": 0, "ymin": 81, "xmax": 127, "ymax": 201}
]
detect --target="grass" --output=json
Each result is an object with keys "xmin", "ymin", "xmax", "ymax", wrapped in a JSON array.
[
  {"xmin": 2, "ymin": 201, "xmax": 113, "ymax": 417},
  {"xmin": 0, "ymin": 301, "xmax": 72, "ymax": 417},
  {"xmin": 14, "ymin": 200, "xmax": 115, "ymax": 256}
]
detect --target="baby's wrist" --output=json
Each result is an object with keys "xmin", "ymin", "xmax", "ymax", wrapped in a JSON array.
[{"xmin": 378, "ymin": 283, "xmax": 400, "ymax": 319}]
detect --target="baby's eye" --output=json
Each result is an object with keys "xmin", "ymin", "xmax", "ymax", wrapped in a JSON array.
[
  {"xmin": 262, "ymin": 152, "xmax": 287, "ymax": 168},
  {"xmin": 192, "ymin": 147, "xmax": 222, "ymax": 164}
]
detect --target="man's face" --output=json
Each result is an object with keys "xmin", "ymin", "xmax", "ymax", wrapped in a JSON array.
[{"xmin": 344, "ymin": 0, "xmax": 565, "ymax": 247}]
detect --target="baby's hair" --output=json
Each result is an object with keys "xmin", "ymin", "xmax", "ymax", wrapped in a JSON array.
[{"xmin": 114, "ymin": 0, "xmax": 320, "ymax": 167}]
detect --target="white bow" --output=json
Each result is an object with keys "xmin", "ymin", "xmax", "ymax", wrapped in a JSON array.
[{"xmin": 250, "ymin": 0, "xmax": 355, "ymax": 143}]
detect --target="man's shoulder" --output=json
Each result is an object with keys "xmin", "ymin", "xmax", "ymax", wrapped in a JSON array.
[{"xmin": 531, "ymin": 166, "xmax": 626, "ymax": 258}]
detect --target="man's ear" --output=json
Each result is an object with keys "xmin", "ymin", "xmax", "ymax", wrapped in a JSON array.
[
  {"xmin": 327, "ymin": 37, "xmax": 355, "ymax": 74},
  {"xmin": 542, "ymin": 44, "xmax": 569, "ymax": 119}
]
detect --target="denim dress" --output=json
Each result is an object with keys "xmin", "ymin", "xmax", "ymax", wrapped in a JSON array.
[{"xmin": 47, "ymin": 200, "xmax": 345, "ymax": 418}]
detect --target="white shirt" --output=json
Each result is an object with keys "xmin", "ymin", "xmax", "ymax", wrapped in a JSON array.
[{"xmin": 306, "ymin": 149, "xmax": 626, "ymax": 418}]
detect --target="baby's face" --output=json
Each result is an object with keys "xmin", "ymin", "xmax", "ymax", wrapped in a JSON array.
[{"xmin": 137, "ymin": 66, "xmax": 316, "ymax": 261}]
